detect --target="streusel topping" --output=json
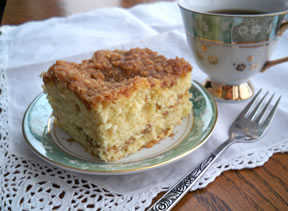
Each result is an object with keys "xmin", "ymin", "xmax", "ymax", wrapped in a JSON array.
[{"xmin": 43, "ymin": 48, "xmax": 192, "ymax": 108}]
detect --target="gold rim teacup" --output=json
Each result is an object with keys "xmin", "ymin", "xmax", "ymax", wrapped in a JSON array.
[{"xmin": 178, "ymin": 0, "xmax": 288, "ymax": 101}]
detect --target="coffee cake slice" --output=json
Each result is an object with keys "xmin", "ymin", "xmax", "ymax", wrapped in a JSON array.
[{"xmin": 43, "ymin": 48, "xmax": 192, "ymax": 161}]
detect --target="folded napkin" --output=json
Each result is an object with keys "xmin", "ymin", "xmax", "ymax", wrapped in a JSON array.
[{"xmin": 1, "ymin": 2, "xmax": 287, "ymax": 210}]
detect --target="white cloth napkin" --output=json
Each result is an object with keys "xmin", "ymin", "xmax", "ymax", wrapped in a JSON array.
[{"xmin": 1, "ymin": 2, "xmax": 288, "ymax": 210}]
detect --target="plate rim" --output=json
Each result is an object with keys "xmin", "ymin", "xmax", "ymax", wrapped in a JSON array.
[{"xmin": 22, "ymin": 80, "xmax": 218, "ymax": 175}]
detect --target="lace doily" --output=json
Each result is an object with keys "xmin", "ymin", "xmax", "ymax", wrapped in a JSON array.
[
  {"xmin": 0, "ymin": 27, "xmax": 9, "ymax": 165},
  {"xmin": 1, "ymin": 22, "xmax": 288, "ymax": 211},
  {"xmin": 1, "ymin": 138, "xmax": 287, "ymax": 210}
]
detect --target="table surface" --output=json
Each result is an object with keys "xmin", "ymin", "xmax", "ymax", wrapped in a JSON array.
[{"xmin": 2, "ymin": 0, "xmax": 288, "ymax": 210}]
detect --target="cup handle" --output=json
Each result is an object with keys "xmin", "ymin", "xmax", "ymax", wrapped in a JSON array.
[{"xmin": 261, "ymin": 20, "xmax": 288, "ymax": 72}]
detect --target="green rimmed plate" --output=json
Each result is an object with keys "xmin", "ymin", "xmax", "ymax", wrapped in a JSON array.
[{"xmin": 22, "ymin": 81, "xmax": 217, "ymax": 175}]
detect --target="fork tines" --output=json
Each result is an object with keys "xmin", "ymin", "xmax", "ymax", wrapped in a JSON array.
[{"xmin": 238, "ymin": 89, "xmax": 281, "ymax": 124}]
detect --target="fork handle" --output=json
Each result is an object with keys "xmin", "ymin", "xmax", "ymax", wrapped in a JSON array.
[{"xmin": 148, "ymin": 138, "xmax": 233, "ymax": 211}]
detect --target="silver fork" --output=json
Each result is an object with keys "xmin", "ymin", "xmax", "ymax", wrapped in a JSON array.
[{"xmin": 148, "ymin": 89, "xmax": 281, "ymax": 211}]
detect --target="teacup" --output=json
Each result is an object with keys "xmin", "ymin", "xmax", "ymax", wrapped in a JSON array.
[{"xmin": 178, "ymin": 0, "xmax": 288, "ymax": 101}]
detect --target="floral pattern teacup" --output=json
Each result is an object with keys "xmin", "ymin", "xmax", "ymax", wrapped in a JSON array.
[{"xmin": 178, "ymin": 0, "xmax": 288, "ymax": 100}]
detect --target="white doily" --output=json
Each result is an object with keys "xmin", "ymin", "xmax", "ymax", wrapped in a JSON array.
[
  {"xmin": 1, "ymin": 2, "xmax": 288, "ymax": 211},
  {"xmin": 1, "ymin": 141, "xmax": 287, "ymax": 210}
]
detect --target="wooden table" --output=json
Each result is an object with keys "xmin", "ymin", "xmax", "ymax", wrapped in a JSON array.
[{"xmin": 2, "ymin": 0, "xmax": 288, "ymax": 210}]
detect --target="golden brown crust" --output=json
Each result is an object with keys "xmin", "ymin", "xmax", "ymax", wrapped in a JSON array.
[{"xmin": 43, "ymin": 48, "xmax": 192, "ymax": 108}]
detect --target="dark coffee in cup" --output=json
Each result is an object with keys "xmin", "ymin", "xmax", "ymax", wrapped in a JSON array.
[{"xmin": 209, "ymin": 9, "xmax": 266, "ymax": 15}]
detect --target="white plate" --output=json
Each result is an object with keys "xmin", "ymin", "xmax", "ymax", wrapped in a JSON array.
[{"xmin": 22, "ymin": 81, "xmax": 217, "ymax": 175}]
